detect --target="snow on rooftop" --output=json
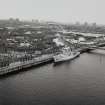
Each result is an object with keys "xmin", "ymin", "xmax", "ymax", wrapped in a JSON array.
[
  {"xmin": 79, "ymin": 37, "xmax": 86, "ymax": 42},
  {"xmin": 37, "ymin": 31, "xmax": 42, "ymax": 34},
  {"xmin": 24, "ymin": 31, "xmax": 32, "ymax": 34},
  {"xmin": 55, "ymin": 33, "xmax": 61, "ymax": 37},
  {"xmin": 6, "ymin": 27, "xmax": 15, "ymax": 29},
  {"xmin": 20, "ymin": 42, "xmax": 30, "ymax": 47}
]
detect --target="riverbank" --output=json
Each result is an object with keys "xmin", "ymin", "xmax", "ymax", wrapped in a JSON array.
[
  {"xmin": 0, "ymin": 42, "xmax": 105, "ymax": 76},
  {"xmin": 0, "ymin": 54, "xmax": 53, "ymax": 76},
  {"xmin": 0, "ymin": 48, "xmax": 97, "ymax": 76}
]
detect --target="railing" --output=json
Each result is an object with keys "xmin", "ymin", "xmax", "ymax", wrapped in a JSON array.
[{"xmin": 0, "ymin": 54, "xmax": 53, "ymax": 75}]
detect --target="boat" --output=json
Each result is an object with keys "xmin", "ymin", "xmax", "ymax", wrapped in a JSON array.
[
  {"xmin": 53, "ymin": 47, "xmax": 80, "ymax": 63},
  {"xmin": 53, "ymin": 33, "xmax": 80, "ymax": 63}
]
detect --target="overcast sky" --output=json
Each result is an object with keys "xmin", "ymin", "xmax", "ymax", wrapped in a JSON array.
[{"xmin": 0, "ymin": 0, "xmax": 105, "ymax": 24}]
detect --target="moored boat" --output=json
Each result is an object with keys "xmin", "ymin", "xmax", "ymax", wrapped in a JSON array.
[
  {"xmin": 53, "ymin": 51, "xmax": 80, "ymax": 63},
  {"xmin": 53, "ymin": 33, "xmax": 80, "ymax": 63}
]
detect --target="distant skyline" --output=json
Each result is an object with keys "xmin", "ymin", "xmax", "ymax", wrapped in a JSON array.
[{"xmin": 0, "ymin": 0, "xmax": 105, "ymax": 24}]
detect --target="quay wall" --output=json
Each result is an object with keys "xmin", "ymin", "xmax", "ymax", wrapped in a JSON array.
[
  {"xmin": 1, "ymin": 43, "xmax": 105, "ymax": 76},
  {"xmin": 0, "ymin": 55, "xmax": 53, "ymax": 76}
]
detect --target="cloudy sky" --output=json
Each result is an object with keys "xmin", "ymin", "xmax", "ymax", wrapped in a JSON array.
[{"xmin": 0, "ymin": 0, "xmax": 105, "ymax": 24}]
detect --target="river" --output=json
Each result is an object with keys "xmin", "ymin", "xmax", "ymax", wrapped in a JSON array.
[{"xmin": 0, "ymin": 49, "xmax": 105, "ymax": 105}]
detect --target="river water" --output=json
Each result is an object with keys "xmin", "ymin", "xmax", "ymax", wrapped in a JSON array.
[{"xmin": 1, "ymin": 50, "xmax": 105, "ymax": 105}]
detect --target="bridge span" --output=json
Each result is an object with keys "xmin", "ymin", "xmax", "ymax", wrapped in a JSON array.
[{"xmin": 86, "ymin": 46, "xmax": 105, "ymax": 50}]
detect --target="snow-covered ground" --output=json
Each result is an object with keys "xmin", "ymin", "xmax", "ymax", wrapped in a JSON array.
[
  {"xmin": 53, "ymin": 38, "xmax": 64, "ymax": 46},
  {"xmin": 9, "ymin": 62, "xmax": 21, "ymax": 67}
]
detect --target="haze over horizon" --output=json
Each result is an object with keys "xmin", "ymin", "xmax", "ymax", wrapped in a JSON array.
[{"xmin": 0, "ymin": 0, "xmax": 105, "ymax": 24}]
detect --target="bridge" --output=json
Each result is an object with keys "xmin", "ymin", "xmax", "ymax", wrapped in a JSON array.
[
  {"xmin": 82, "ymin": 42, "xmax": 105, "ymax": 50},
  {"xmin": 87, "ymin": 46, "xmax": 105, "ymax": 50},
  {"xmin": 74, "ymin": 43, "xmax": 105, "ymax": 53}
]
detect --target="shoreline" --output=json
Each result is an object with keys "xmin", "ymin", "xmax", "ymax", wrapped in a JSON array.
[
  {"xmin": 0, "ymin": 42, "xmax": 105, "ymax": 77},
  {"xmin": 0, "ymin": 55, "xmax": 53, "ymax": 76}
]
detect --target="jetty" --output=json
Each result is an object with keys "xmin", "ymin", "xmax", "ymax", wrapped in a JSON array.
[{"xmin": 0, "ymin": 54, "xmax": 53, "ymax": 76}]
